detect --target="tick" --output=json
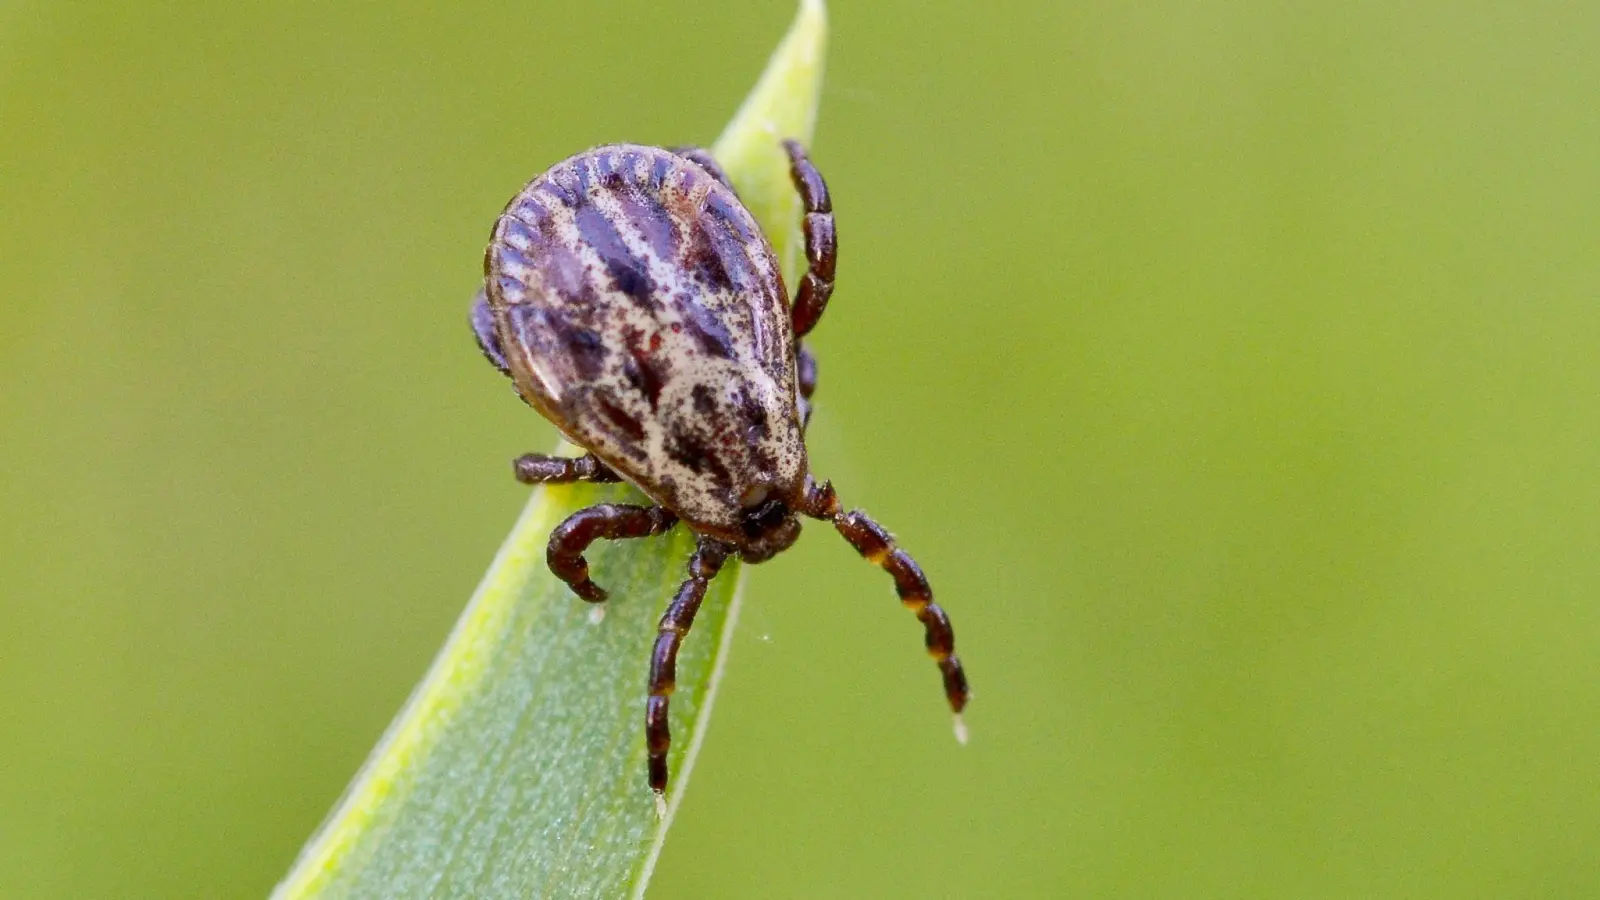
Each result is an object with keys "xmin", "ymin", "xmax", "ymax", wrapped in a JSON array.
[{"xmin": 470, "ymin": 141, "xmax": 969, "ymax": 799}]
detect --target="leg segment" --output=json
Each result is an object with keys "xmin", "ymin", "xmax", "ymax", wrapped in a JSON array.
[
  {"xmin": 470, "ymin": 287, "xmax": 509, "ymax": 376},
  {"xmin": 670, "ymin": 145, "xmax": 735, "ymax": 193},
  {"xmin": 645, "ymin": 537, "xmax": 733, "ymax": 795},
  {"xmin": 797, "ymin": 342, "xmax": 819, "ymax": 430},
  {"xmin": 547, "ymin": 504, "xmax": 678, "ymax": 602},
  {"xmin": 513, "ymin": 451, "xmax": 621, "ymax": 485},
  {"xmin": 798, "ymin": 478, "xmax": 970, "ymax": 723},
  {"xmin": 781, "ymin": 139, "xmax": 836, "ymax": 340}
]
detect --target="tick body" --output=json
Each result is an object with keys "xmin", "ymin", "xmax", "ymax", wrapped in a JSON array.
[{"xmin": 472, "ymin": 141, "xmax": 968, "ymax": 799}]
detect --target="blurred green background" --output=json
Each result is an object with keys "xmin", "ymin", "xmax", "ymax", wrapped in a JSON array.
[{"xmin": 4, "ymin": 1, "xmax": 1599, "ymax": 897}]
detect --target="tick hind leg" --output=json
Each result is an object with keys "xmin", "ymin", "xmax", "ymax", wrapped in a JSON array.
[
  {"xmin": 670, "ymin": 146, "xmax": 736, "ymax": 194},
  {"xmin": 548, "ymin": 504, "xmax": 678, "ymax": 602},
  {"xmin": 645, "ymin": 536, "xmax": 732, "ymax": 799},
  {"xmin": 470, "ymin": 287, "xmax": 509, "ymax": 376},
  {"xmin": 798, "ymin": 479, "xmax": 971, "ymax": 737},
  {"xmin": 782, "ymin": 140, "xmax": 836, "ymax": 340},
  {"xmin": 797, "ymin": 342, "xmax": 819, "ymax": 430}
]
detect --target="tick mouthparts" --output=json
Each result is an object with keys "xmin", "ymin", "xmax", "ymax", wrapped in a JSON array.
[{"xmin": 739, "ymin": 491, "xmax": 792, "ymax": 539}]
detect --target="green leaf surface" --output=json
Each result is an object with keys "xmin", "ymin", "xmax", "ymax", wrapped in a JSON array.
[{"xmin": 271, "ymin": 3, "xmax": 826, "ymax": 897}]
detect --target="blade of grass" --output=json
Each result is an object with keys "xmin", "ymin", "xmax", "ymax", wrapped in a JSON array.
[{"xmin": 271, "ymin": 3, "xmax": 826, "ymax": 898}]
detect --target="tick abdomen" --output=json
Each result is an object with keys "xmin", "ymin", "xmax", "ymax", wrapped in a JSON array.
[{"xmin": 485, "ymin": 144, "xmax": 807, "ymax": 537}]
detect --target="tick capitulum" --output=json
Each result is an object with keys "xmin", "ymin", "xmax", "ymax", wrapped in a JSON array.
[{"xmin": 471, "ymin": 140, "xmax": 969, "ymax": 799}]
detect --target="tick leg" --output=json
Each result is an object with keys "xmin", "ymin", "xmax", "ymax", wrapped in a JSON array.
[
  {"xmin": 781, "ymin": 139, "xmax": 836, "ymax": 340},
  {"xmin": 796, "ymin": 342, "xmax": 819, "ymax": 431},
  {"xmin": 798, "ymin": 478, "xmax": 970, "ymax": 729},
  {"xmin": 547, "ymin": 504, "xmax": 678, "ymax": 602},
  {"xmin": 646, "ymin": 537, "xmax": 733, "ymax": 796},
  {"xmin": 513, "ymin": 452, "xmax": 622, "ymax": 485},
  {"xmin": 669, "ymin": 146, "xmax": 736, "ymax": 194},
  {"xmin": 470, "ymin": 287, "xmax": 510, "ymax": 377}
]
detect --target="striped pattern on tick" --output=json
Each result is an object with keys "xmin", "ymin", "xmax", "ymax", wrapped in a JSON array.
[{"xmin": 484, "ymin": 144, "xmax": 805, "ymax": 540}]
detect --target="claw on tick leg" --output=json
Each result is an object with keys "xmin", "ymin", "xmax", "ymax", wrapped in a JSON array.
[
  {"xmin": 952, "ymin": 713, "xmax": 969, "ymax": 746},
  {"xmin": 653, "ymin": 792, "xmax": 667, "ymax": 820},
  {"xmin": 587, "ymin": 605, "xmax": 605, "ymax": 625}
]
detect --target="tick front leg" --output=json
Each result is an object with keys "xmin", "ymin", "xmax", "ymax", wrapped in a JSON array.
[
  {"xmin": 513, "ymin": 452, "xmax": 622, "ymax": 485},
  {"xmin": 781, "ymin": 139, "xmax": 836, "ymax": 339},
  {"xmin": 646, "ymin": 537, "xmax": 733, "ymax": 798},
  {"xmin": 547, "ymin": 504, "xmax": 678, "ymax": 602},
  {"xmin": 669, "ymin": 146, "xmax": 736, "ymax": 194},
  {"xmin": 798, "ymin": 479, "xmax": 971, "ymax": 736}
]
